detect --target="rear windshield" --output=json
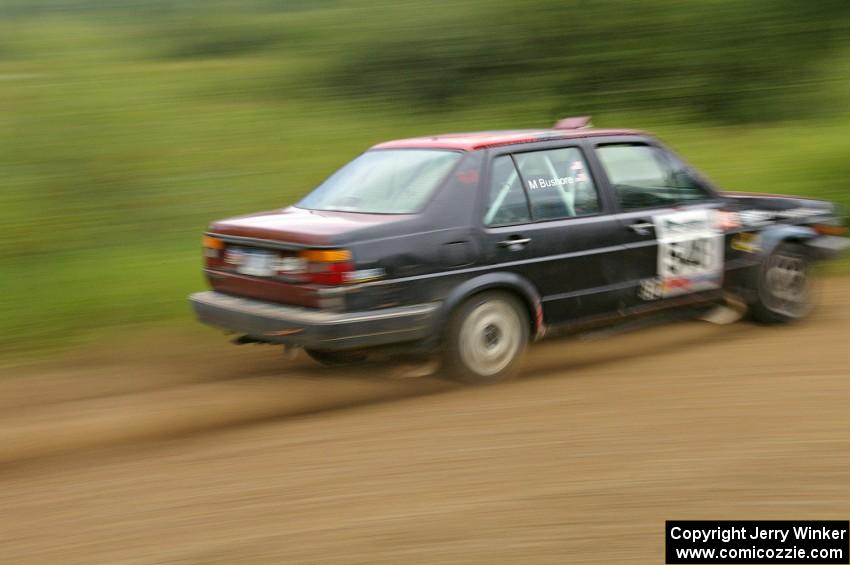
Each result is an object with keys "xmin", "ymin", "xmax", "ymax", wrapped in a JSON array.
[{"xmin": 297, "ymin": 149, "xmax": 462, "ymax": 214}]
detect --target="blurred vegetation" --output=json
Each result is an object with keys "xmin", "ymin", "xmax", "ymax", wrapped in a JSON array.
[{"xmin": 1, "ymin": 0, "xmax": 849, "ymax": 357}]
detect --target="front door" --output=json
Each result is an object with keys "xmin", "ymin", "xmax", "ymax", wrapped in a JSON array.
[
  {"xmin": 478, "ymin": 146, "xmax": 626, "ymax": 325},
  {"xmin": 589, "ymin": 142, "xmax": 725, "ymax": 311}
]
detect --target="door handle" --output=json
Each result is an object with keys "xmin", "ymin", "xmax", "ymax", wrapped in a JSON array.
[
  {"xmin": 498, "ymin": 237, "xmax": 531, "ymax": 248},
  {"xmin": 627, "ymin": 221, "xmax": 655, "ymax": 235}
]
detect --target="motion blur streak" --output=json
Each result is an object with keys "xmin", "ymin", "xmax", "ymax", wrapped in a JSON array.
[{"xmin": 0, "ymin": 281, "xmax": 848, "ymax": 562}]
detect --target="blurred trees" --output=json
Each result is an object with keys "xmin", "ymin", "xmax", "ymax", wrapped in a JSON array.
[
  {"xmin": 330, "ymin": 0, "xmax": 850, "ymax": 122},
  {"xmin": 4, "ymin": 0, "xmax": 847, "ymax": 121}
]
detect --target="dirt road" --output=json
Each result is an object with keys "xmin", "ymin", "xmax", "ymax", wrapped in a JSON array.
[{"xmin": 0, "ymin": 280, "xmax": 848, "ymax": 563}]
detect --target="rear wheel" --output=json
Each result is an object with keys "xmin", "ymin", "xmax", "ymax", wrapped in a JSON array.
[
  {"xmin": 750, "ymin": 242, "xmax": 814, "ymax": 324},
  {"xmin": 304, "ymin": 348, "xmax": 368, "ymax": 366},
  {"xmin": 441, "ymin": 291, "xmax": 529, "ymax": 384}
]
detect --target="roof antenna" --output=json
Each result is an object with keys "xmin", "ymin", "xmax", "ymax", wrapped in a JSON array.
[{"xmin": 553, "ymin": 116, "xmax": 592, "ymax": 130}]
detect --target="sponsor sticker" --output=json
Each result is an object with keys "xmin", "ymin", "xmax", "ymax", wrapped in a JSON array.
[{"xmin": 731, "ymin": 232, "xmax": 761, "ymax": 253}]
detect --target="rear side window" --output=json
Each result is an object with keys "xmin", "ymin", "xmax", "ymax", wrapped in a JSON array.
[
  {"xmin": 514, "ymin": 147, "xmax": 600, "ymax": 220},
  {"xmin": 484, "ymin": 156, "xmax": 530, "ymax": 226},
  {"xmin": 596, "ymin": 144, "xmax": 711, "ymax": 211}
]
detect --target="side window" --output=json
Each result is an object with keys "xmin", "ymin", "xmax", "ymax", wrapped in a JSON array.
[
  {"xmin": 596, "ymin": 144, "xmax": 711, "ymax": 211},
  {"xmin": 484, "ymin": 155, "xmax": 530, "ymax": 226},
  {"xmin": 514, "ymin": 147, "xmax": 600, "ymax": 221}
]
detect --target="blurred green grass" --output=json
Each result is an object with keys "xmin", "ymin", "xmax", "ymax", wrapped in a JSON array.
[{"xmin": 1, "ymin": 5, "xmax": 849, "ymax": 358}]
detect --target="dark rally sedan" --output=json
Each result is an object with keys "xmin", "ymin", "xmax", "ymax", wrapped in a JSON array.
[{"xmin": 190, "ymin": 117, "xmax": 849, "ymax": 383}]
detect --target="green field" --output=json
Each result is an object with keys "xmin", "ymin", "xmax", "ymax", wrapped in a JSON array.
[{"xmin": 1, "ymin": 2, "xmax": 849, "ymax": 358}]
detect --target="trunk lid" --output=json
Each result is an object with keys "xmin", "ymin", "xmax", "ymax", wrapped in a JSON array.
[
  {"xmin": 210, "ymin": 206, "xmax": 414, "ymax": 247},
  {"xmin": 204, "ymin": 206, "xmax": 413, "ymax": 308}
]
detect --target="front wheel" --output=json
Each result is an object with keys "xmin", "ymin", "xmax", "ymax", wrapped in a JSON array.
[
  {"xmin": 441, "ymin": 291, "xmax": 529, "ymax": 384},
  {"xmin": 749, "ymin": 242, "xmax": 815, "ymax": 324}
]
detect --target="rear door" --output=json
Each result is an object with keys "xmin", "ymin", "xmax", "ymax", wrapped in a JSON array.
[
  {"xmin": 477, "ymin": 144, "xmax": 625, "ymax": 325},
  {"xmin": 587, "ymin": 140, "xmax": 725, "ymax": 310}
]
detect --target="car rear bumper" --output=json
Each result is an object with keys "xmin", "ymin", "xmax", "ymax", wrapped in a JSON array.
[{"xmin": 189, "ymin": 291, "xmax": 439, "ymax": 351}]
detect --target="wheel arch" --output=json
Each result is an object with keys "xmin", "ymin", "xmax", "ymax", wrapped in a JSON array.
[
  {"xmin": 435, "ymin": 272, "xmax": 544, "ymax": 342},
  {"xmin": 757, "ymin": 225, "xmax": 818, "ymax": 258},
  {"xmin": 733, "ymin": 225, "xmax": 818, "ymax": 305},
  {"xmin": 749, "ymin": 229, "xmax": 816, "ymax": 322}
]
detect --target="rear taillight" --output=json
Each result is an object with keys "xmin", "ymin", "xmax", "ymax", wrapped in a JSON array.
[
  {"xmin": 202, "ymin": 235, "xmax": 224, "ymax": 256},
  {"xmin": 297, "ymin": 249, "xmax": 352, "ymax": 285},
  {"xmin": 202, "ymin": 235, "xmax": 226, "ymax": 269},
  {"xmin": 306, "ymin": 259, "xmax": 354, "ymax": 285},
  {"xmin": 299, "ymin": 249, "xmax": 386, "ymax": 285},
  {"xmin": 202, "ymin": 239, "xmax": 384, "ymax": 285}
]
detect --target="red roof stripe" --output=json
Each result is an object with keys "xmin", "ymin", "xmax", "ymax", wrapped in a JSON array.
[{"xmin": 372, "ymin": 128, "xmax": 642, "ymax": 151}]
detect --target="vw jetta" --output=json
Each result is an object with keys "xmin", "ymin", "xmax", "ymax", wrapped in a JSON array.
[{"xmin": 190, "ymin": 118, "xmax": 848, "ymax": 382}]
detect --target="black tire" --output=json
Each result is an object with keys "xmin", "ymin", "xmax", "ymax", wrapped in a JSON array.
[
  {"xmin": 749, "ymin": 242, "xmax": 815, "ymax": 324},
  {"xmin": 304, "ymin": 348, "xmax": 368, "ymax": 366},
  {"xmin": 441, "ymin": 291, "xmax": 530, "ymax": 384}
]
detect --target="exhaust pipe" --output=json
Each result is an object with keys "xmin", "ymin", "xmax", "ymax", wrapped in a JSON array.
[{"xmin": 232, "ymin": 335, "xmax": 270, "ymax": 345}]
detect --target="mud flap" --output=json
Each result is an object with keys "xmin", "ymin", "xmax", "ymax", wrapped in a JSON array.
[{"xmin": 699, "ymin": 294, "xmax": 748, "ymax": 325}]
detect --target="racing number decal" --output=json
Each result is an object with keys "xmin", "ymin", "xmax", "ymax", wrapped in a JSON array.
[
  {"xmin": 666, "ymin": 237, "xmax": 714, "ymax": 275},
  {"xmin": 644, "ymin": 209, "xmax": 723, "ymax": 299}
]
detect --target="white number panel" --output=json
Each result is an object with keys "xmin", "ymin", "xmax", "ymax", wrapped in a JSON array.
[{"xmin": 651, "ymin": 209, "xmax": 723, "ymax": 298}]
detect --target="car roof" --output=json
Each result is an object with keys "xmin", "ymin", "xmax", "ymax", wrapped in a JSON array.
[{"xmin": 371, "ymin": 128, "xmax": 645, "ymax": 152}]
